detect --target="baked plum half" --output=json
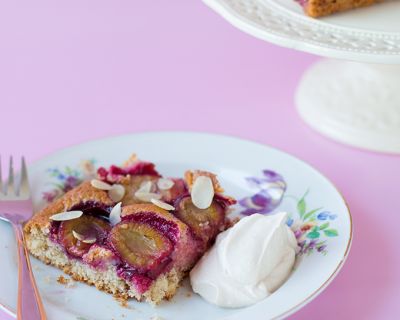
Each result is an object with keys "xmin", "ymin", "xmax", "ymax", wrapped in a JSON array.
[
  {"xmin": 59, "ymin": 215, "xmax": 111, "ymax": 258},
  {"xmin": 109, "ymin": 220, "xmax": 173, "ymax": 274},
  {"xmin": 175, "ymin": 195, "xmax": 225, "ymax": 246}
]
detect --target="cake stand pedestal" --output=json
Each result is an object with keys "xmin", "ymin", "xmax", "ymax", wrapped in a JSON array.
[{"xmin": 203, "ymin": 0, "xmax": 400, "ymax": 153}]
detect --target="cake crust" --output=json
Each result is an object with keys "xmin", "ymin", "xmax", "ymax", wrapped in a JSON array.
[
  {"xmin": 304, "ymin": 0, "xmax": 379, "ymax": 17},
  {"xmin": 26, "ymin": 227, "xmax": 181, "ymax": 304},
  {"xmin": 24, "ymin": 181, "xmax": 114, "ymax": 233}
]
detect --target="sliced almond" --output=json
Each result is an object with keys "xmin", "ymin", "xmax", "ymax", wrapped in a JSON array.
[
  {"xmin": 91, "ymin": 179, "xmax": 113, "ymax": 191},
  {"xmin": 185, "ymin": 170, "xmax": 224, "ymax": 193},
  {"xmin": 109, "ymin": 202, "xmax": 122, "ymax": 226},
  {"xmin": 108, "ymin": 184, "xmax": 125, "ymax": 202},
  {"xmin": 157, "ymin": 178, "xmax": 174, "ymax": 190},
  {"xmin": 50, "ymin": 210, "xmax": 83, "ymax": 221},
  {"xmin": 134, "ymin": 192, "xmax": 162, "ymax": 202},
  {"xmin": 137, "ymin": 180, "xmax": 153, "ymax": 193},
  {"xmin": 191, "ymin": 176, "xmax": 214, "ymax": 209},
  {"xmin": 150, "ymin": 198, "xmax": 175, "ymax": 211},
  {"xmin": 72, "ymin": 230, "xmax": 96, "ymax": 244},
  {"xmin": 71, "ymin": 230, "xmax": 84, "ymax": 241}
]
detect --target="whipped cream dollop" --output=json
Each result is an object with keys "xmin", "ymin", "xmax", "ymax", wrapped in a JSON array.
[{"xmin": 190, "ymin": 212, "xmax": 298, "ymax": 308}]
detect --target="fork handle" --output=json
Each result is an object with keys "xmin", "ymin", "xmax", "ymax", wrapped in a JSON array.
[{"xmin": 13, "ymin": 224, "xmax": 47, "ymax": 320}]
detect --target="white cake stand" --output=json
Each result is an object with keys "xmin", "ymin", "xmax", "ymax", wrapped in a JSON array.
[{"xmin": 203, "ymin": 0, "xmax": 400, "ymax": 153}]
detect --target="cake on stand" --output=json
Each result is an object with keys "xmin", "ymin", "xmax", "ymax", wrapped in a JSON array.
[{"xmin": 203, "ymin": 0, "xmax": 400, "ymax": 153}]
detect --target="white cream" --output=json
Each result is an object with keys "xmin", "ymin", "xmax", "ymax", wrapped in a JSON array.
[{"xmin": 190, "ymin": 212, "xmax": 298, "ymax": 308}]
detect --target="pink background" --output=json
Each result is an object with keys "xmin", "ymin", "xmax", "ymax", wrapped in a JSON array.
[{"xmin": 1, "ymin": 1, "xmax": 399, "ymax": 319}]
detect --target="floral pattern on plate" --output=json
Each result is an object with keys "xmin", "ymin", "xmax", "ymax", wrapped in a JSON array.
[
  {"xmin": 42, "ymin": 163, "xmax": 338, "ymax": 256},
  {"xmin": 239, "ymin": 170, "xmax": 338, "ymax": 256},
  {"xmin": 42, "ymin": 160, "xmax": 96, "ymax": 203},
  {"xmin": 239, "ymin": 170, "xmax": 286, "ymax": 215}
]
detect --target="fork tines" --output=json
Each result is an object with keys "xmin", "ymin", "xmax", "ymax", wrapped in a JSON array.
[{"xmin": 0, "ymin": 156, "xmax": 30, "ymax": 198}]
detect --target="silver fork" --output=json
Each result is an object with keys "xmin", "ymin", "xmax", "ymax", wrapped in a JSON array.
[{"xmin": 0, "ymin": 156, "xmax": 46, "ymax": 320}]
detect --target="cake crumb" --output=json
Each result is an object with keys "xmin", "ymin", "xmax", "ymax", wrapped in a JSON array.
[
  {"xmin": 57, "ymin": 275, "xmax": 68, "ymax": 285},
  {"xmin": 44, "ymin": 276, "xmax": 52, "ymax": 284},
  {"xmin": 115, "ymin": 296, "xmax": 129, "ymax": 308},
  {"xmin": 185, "ymin": 292, "xmax": 192, "ymax": 298},
  {"xmin": 57, "ymin": 275, "xmax": 75, "ymax": 288}
]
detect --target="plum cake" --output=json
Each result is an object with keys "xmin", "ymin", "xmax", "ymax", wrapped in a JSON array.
[{"xmin": 24, "ymin": 155, "xmax": 236, "ymax": 304}]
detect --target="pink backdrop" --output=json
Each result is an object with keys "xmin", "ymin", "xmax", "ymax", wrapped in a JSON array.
[{"xmin": 1, "ymin": 1, "xmax": 399, "ymax": 319}]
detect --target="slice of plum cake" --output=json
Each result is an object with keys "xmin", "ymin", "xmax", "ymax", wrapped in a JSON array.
[{"xmin": 24, "ymin": 156, "xmax": 236, "ymax": 304}]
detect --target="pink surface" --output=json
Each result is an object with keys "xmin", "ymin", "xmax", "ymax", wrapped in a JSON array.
[{"xmin": 0, "ymin": 1, "xmax": 399, "ymax": 319}]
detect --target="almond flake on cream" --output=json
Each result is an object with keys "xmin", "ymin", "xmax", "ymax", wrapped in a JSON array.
[
  {"xmin": 108, "ymin": 184, "xmax": 125, "ymax": 202},
  {"xmin": 151, "ymin": 198, "xmax": 175, "ymax": 211},
  {"xmin": 49, "ymin": 210, "xmax": 83, "ymax": 221},
  {"xmin": 135, "ymin": 192, "xmax": 162, "ymax": 202},
  {"xmin": 191, "ymin": 176, "xmax": 214, "ymax": 209},
  {"xmin": 72, "ymin": 230, "xmax": 96, "ymax": 244},
  {"xmin": 157, "ymin": 178, "xmax": 174, "ymax": 190},
  {"xmin": 109, "ymin": 202, "xmax": 122, "ymax": 226},
  {"xmin": 91, "ymin": 179, "xmax": 113, "ymax": 191}
]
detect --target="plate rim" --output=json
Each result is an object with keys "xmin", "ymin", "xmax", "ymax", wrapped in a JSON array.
[
  {"xmin": 203, "ymin": 0, "xmax": 400, "ymax": 64},
  {"xmin": 0, "ymin": 131, "xmax": 353, "ymax": 319},
  {"xmin": 275, "ymin": 189, "xmax": 352, "ymax": 319}
]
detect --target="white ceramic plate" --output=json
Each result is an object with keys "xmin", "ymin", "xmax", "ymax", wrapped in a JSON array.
[
  {"xmin": 0, "ymin": 132, "xmax": 352, "ymax": 320},
  {"xmin": 203, "ymin": 0, "xmax": 400, "ymax": 63}
]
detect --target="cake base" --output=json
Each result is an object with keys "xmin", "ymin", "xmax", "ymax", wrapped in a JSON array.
[
  {"xmin": 295, "ymin": 59, "xmax": 400, "ymax": 154},
  {"xmin": 25, "ymin": 226, "xmax": 182, "ymax": 305}
]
